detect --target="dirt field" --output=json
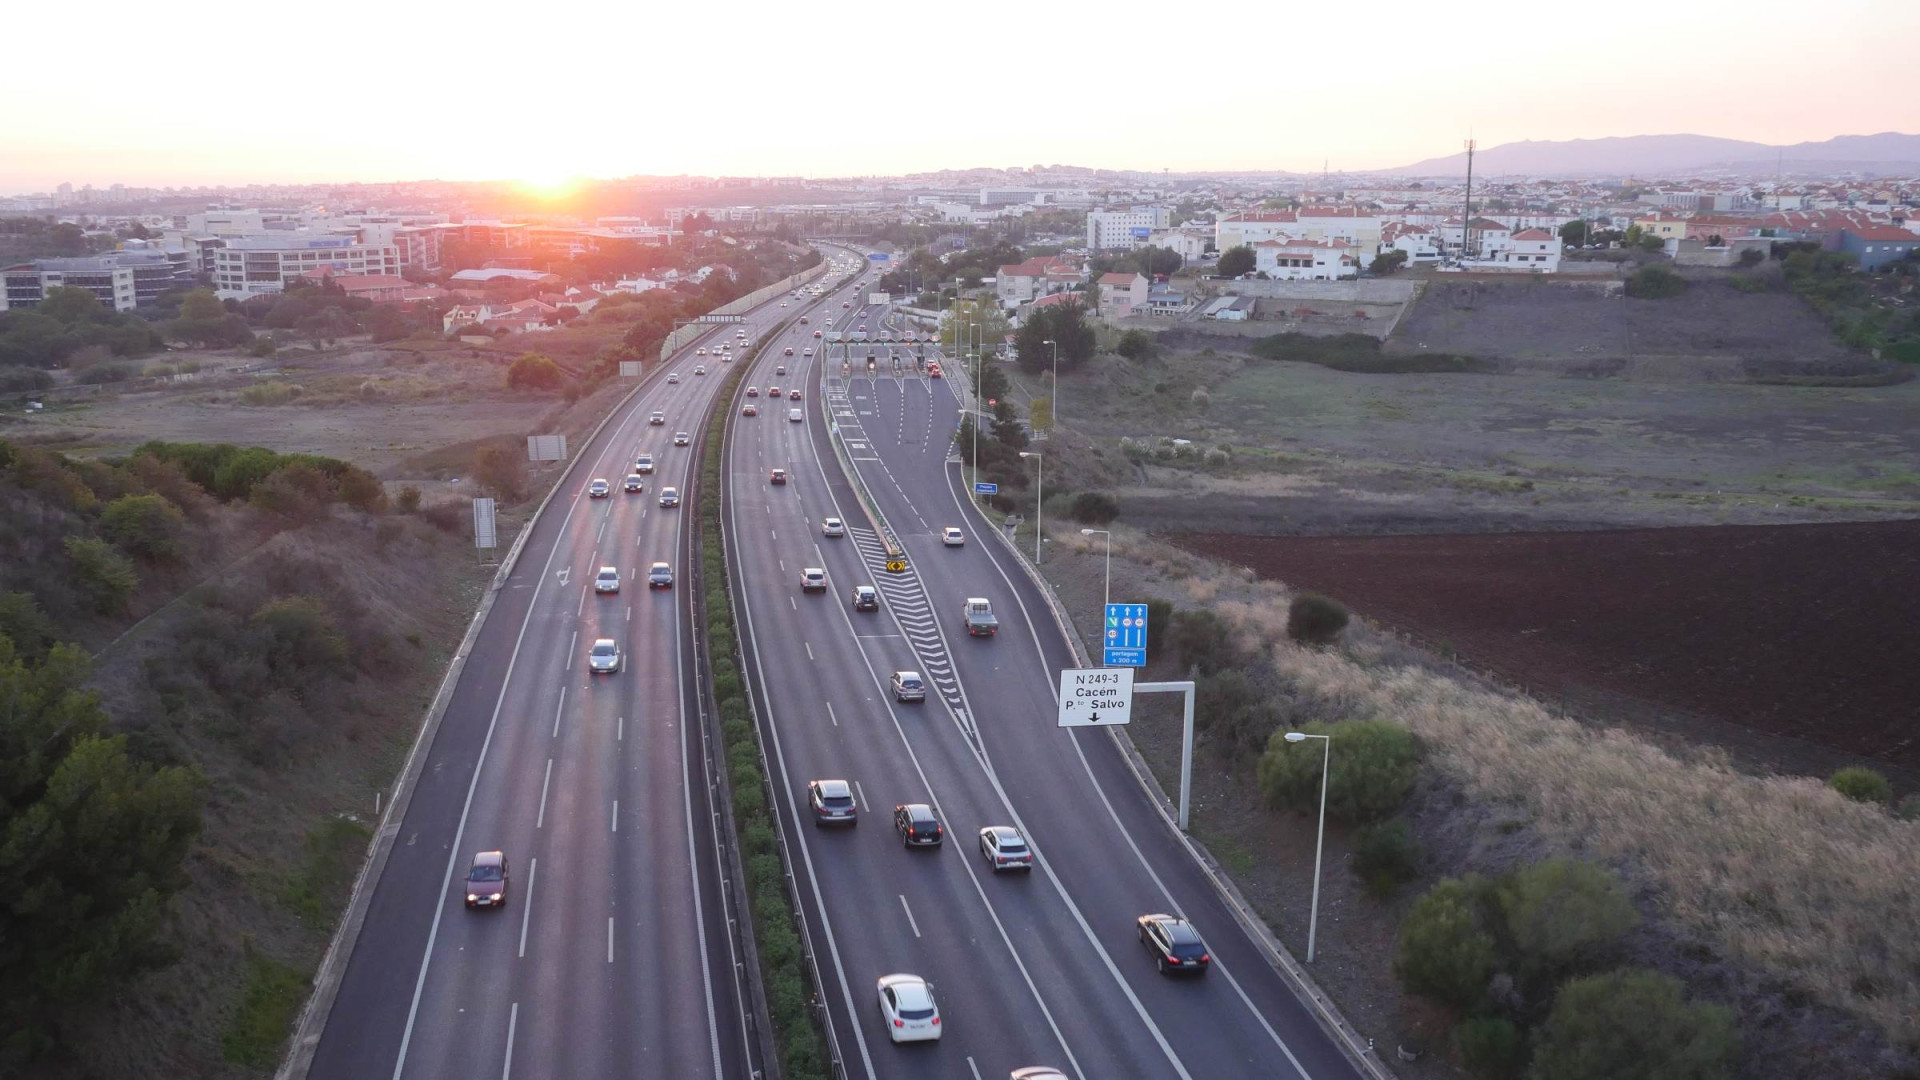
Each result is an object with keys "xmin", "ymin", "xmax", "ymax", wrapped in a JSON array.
[
  {"xmin": 1174, "ymin": 521, "xmax": 1920, "ymax": 771},
  {"xmin": 1388, "ymin": 276, "xmax": 1877, "ymax": 374}
]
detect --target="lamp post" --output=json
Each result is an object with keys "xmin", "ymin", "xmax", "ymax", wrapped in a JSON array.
[
  {"xmin": 1283, "ymin": 731, "xmax": 1331, "ymax": 963},
  {"xmin": 1019, "ymin": 451, "xmax": 1043, "ymax": 563},
  {"xmin": 1080, "ymin": 528, "xmax": 1111, "ymax": 611},
  {"xmin": 967, "ymin": 320, "xmax": 980, "ymax": 497},
  {"xmin": 1043, "ymin": 337, "xmax": 1059, "ymax": 431}
]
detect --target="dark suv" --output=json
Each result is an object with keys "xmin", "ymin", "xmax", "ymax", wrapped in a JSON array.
[
  {"xmin": 894, "ymin": 804, "xmax": 943, "ymax": 847},
  {"xmin": 1137, "ymin": 914, "xmax": 1210, "ymax": 975}
]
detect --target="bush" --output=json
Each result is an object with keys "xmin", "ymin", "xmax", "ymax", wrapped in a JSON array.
[
  {"xmin": 1626, "ymin": 265, "xmax": 1688, "ymax": 299},
  {"xmin": 1895, "ymin": 793, "xmax": 1920, "ymax": 822},
  {"xmin": 250, "ymin": 463, "xmax": 335, "ymax": 521},
  {"xmin": 1069, "ymin": 490, "xmax": 1119, "ymax": 525},
  {"xmin": 1350, "ymin": 818, "xmax": 1422, "ymax": 897},
  {"xmin": 251, "ymin": 597, "xmax": 350, "ymax": 686},
  {"xmin": 1455, "ymin": 1016, "xmax": 1526, "ymax": 1080},
  {"xmin": 63, "ymin": 536, "xmax": 139, "ymax": 613},
  {"xmin": 1190, "ymin": 386, "xmax": 1211, "ymax": 411},
  {"xmin": 99, "ymin": 493, "xmax": 188, "ymax": 561},
  {"xmin": 1286, "ymin": 592, "xmax": 1348, "ymax": 645},
  {"xmin": 1728, "ymin": 275, "xmax": 1766, "ymax": 293},
  {"xmin": 1394, "ymin": 876, "xmax": 1498, "ymax": 1008},
  {"xmin": 475, "ymin": 444, "xmax": 527, "ymax": 501},
  {"xmin": 336, "ymin": 467, "xmax": 387, "ymax": 512},
  {"xmin": 1737, "ymin": 248, "xmax": 1765, "ymax": 267},
  {"xmin": 1827, "ymin": 765, "xmax": 1892, "ymax": 805},
  {"xmin": 1115, "ymin": 328, "xmax": 1160, "ymax": 361},
  {"xmin": 239, "ymin": 381, "xmax": 303, "ymax": 405},
  {"xmin": 74, "ymin": 361, "xmax": 139, "ymax": 384},
  {"xmin": 1202, "ymin": 447, "xmax": 1230, "ymax": 469},
  {"xmin": 1495, "ymin": 858, "xmax": 1638, "ymax": 987},
  {"xmin": 395, "ymin": 485, "xmax": 422, "ymax": 513},
  {"xmin": 0, "ymin": 590, "xmax": 56, "ymax": 660},
  {"xmin": 506, "ymin": 352, "xmax": 565, "ymax": 391},
  {"xmin": 1257, "ymin": 719, "xmax": 1421, "ymax": 824},
  {"xmin": 245, "ymin": 337, "xmax": 276, "ymax": 358},
  {"xmin": 1528, "ymin": 969, "xmax": 1737, "ymax": 1080},
  {"xmin": 0, "ymin": 365, "xmax": 55, "ymax": 393},
  {"xmin": 1167, "ymin": 608, "xmax": 1243, "ymax": 674}
]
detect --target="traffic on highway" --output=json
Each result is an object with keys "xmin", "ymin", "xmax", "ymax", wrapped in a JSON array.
[{"xmin": 304, "ymin": 246, "xmax": 1367, "ymax": 1080}]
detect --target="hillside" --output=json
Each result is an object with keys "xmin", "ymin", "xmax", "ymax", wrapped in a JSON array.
[
  {"xmin": 0, "ymin": 438, "xmax": 491, "ymax": 1078},
  {"xmin": 1394, "ymin": 130, "xmax": 1920, "ymax": 176}
]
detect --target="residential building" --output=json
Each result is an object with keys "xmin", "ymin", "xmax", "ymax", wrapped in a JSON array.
[
  {"xmin": 1251, "ymin": 238, "xmax": 1359, "ymax": 280},
  {"xmin": 995, "ymin": 256, "xmax": 1083, "ymax": 307},
  {"xmin": 1086, "ymin": 206, "xmax": 1170, "ymax": 251},
  {"xmin": 1438, "ymin": 217, "xmax": 1513, "ymax": 259},
  {"xmin": 1146, "ymin": 227, "xmax": 1211, "ymax": 263},
  {"xmin": 1144, "ymin": 284, "xmax": 1194, "ymax": 317},
  {"xmin": 1630, "ymin": 212, "xmax": 1690, "ymax": 241},
  {"xmin": 1835, "ymin": 226, "xmax": 1920, "ymax": 271},
  {"xmin": 1200, "ymin": 295, "xmax": 1255, "ymax": 321},
  {"xmin": 1097, "ymin": 272, "xmax": 1150, "ymax": 318},
  {"xmin": 1217, "ymin": 207, "xmax": 1384, "ymax": 256},
  {"xmin": 212, "ymin": 234, "xmax": 400, "ymax": 300},
  {"xmin": 1495, "ymin": 228, "xmax": 1562, "ymax": 271},
  {"xmin": 1381, "ymin": 222, "xmax": 1442, "ymax": 263},
  {"xmin": 1, "ymin": 247, "xmax": 195, "ymax": 312},
  {"xmin": 185, "ymin": 209, "xmax": 266, "ymax": 237},
  {"xmin": 300, "ymin": 267, "xmax": 443, "ymax": 306}
]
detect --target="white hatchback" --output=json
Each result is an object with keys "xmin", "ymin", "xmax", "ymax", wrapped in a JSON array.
[{"xmin": 877, "ymin": 974, "xmax": 941, "ymax": 1043}]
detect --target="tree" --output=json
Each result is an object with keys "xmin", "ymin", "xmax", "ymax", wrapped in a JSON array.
[
  {"xmin": 1527, "ymin": 969, "xmax": 1738, "ymax": 1080},
  {"xmin": 62, "ymin": 537, "xmax": 137, "ymax": 614},
  {"xmin": 1394, "ymin": 876, "xmax": 1499, "ymax": 1008},
  {"xmin": 1559, "ymin": 220, "xmax": 1589, "ymax": 247},
  {"xmin": 36, "ymin": 286, "xmax": 110, "ymax": 326},
  {"xmin": 1257, "ymin": 719, "xmax": 1421, "ymax": 823},
  {"xmin": 506, "ymin": 352, "xmax": 566, "ymax": 391},
  {"xmin": 1115, "ymin": 328, "xmax": 1159, "ymax": 361},
  {"xmin": 1494, "ymin": 858, "xmax": 1638, "ymax": 988},
  {"xmin": 1216, "ymin": 244, "xmax": 1256, "ymax": 278},
  {"xmin": 1015, "ymin": 300, "xmax": 1095, "ymax": 374},
  {"xmin": 0, "ymin": 639, "xmax": 202, "ymax": 1056},
  {"xmin": 98, "ymin": 494, "xmax": 188, "ymax": 561},
  {"xmin": 336, "ymin": 467, "xmax": 388, "ymax": 513},
  {"xmin": 1133, "ymin": 245, "xmax": 1183, "ymax": 278},
  {"xmin": 295, "ymin": 309, "xmax": 354, "ymax": 348},
  {"xmin": 1369, "ymin": 250, "xmax": 1409, "ymax": 275},
  {"xmin": 939, "ymin": 297, "xmax": 1010, "ymax": 357}
]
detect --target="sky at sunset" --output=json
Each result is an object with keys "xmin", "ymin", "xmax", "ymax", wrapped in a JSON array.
[{"xmin": 6, "ymin": 0, "xmax": 1918, "ymax": 194}]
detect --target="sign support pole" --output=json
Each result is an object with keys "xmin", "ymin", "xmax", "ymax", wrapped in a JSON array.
[{"xmin": 1136, "ymin": 681, "xmax": 1195, "ymax": 830}]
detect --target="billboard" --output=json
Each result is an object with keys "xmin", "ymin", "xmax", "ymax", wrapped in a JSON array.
[{"xmin": 1130, "ymin": 226, "xmax": 1152, "ymax": 239}]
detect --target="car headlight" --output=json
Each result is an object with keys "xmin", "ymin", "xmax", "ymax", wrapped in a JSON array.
[
  {"xmin": 490, "ymin": 892, "xmax": 503, "ymax": 901},
  {"xmin": 467, "ymin": 893, "xmax": 478, "ymax": 902}
]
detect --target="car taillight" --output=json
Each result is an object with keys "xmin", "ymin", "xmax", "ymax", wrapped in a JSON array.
[
  {"xmin": 1166, "ymin": 956, "xmax": 1182, "ymax": 965},
  {"xmin": 934, "ymin": 826, "xmax": 942, "ymax": 836},
  {"xmin": 930, "ymin": 1016, "xmax": 939, "ymax": 1025},
  {"xmin": 1199, "ymin": 954, "xmax": 1211, "ymax": 963},
  {"xmin": 893, "ymin": 1019, "xmax": 904, "ymax": 1028},
  {"xmin": 996, "ymin": 856, "xmax": 1006, "ymax": 863}
]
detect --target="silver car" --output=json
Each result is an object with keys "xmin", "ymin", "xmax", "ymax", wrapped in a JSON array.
[
  {"xmin": 658, "ymin": 486, "xmax": 680, "ymax": 507},
  {"xmin": 593, "ymin": 566, "xmax": 620, "ymax": 594},
  {"xmin": 891, "ymin": 671, "xmax": 926, "ymax": 703},
  {"xmin": 587, "ymin": 638, "xmax": 621, "ymax": 674}
]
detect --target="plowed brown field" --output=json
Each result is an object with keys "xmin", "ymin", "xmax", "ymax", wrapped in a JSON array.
[{"xmin": 1176, "ymin": 521, "xmax": 1920, "ymax": 768}]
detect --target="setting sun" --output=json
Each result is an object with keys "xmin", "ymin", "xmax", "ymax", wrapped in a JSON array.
[{"xmin": 516, "ymin": 172, "xmax": 581, "ymax": 200}]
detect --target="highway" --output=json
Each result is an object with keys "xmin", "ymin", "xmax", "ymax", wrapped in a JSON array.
[
  {"xmin": 303, "ymin": 252, "xmax": 855, "ymax": 1080},
  {"xmin": 724, "ymin": 271, "xmax": 1369, "ymax": 1078}
]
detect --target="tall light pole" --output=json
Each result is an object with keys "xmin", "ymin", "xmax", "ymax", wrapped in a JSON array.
[
  {"xmin": 1019, "ymin": 451, "xmax": 1043, "ymax": 563},
  {"xmin": 1042, "ymin": 337, "xmax": 1058, "ymax": 432},
  {"xmin": 967, "ymin": 319, "xmax": 980, "ymax": 497},
  {"xmin": 1283, "ymin": 731, "xmax": 1331, "ymax": 963},
  {"xmin": 1080, "ymin": 527, "xmax": 1111, "ymax": 610}
]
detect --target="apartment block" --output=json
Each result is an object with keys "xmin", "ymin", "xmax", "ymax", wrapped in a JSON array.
[
  {"xmin": 212, "ymin": 234, "xmax": 400, "ymax": 300},
  {"xmin": 1086, "ymin": 207, "xmax": 1170, "ymax": 251}
]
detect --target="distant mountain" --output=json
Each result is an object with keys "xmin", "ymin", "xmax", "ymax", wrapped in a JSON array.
[{"xmin": 1391, "ymin": 132, "xmax": 1920, "ymax": 178}]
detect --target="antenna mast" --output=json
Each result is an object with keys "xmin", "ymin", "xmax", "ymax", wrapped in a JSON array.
[{"xmin": 1461, "ymin": 138, "xmax": 1477, "ymax": 261}]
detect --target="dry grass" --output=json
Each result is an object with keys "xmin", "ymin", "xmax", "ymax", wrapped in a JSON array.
[{"xmin": 1178, "ymin": 557, "xmax": 1920, "ymax": 1045}]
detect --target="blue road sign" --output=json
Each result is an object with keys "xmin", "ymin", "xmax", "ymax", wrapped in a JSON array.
[
  {"xmin": 974, "ymin": 482, "xmax": 999, "ymax": 495},
  {"xmin": 868, "ymin": 253, "xmax": 890, "ymax": 261},
  {"xmin": 1103, "ymin": 603, "xmax": 1148, "ymax": 667}
]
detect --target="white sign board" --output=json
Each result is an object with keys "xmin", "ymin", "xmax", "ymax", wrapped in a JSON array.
[
  {"xmin": 618, "ymin": 361, "xmax": 644, "ymax": 377},
  {"xmin": 526, "ymin": 434, "xmax": 567, "ymax": 462},
  {"xmin": 472, "ymin": 497, "xmax": 497, "ymax": 549},
  {"xmin": 1057, "ymin": 667, "xmax": 1133, "ymax": 727}
]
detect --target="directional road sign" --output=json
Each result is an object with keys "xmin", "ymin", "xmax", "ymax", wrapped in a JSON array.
[
  {"xmin": 974, "ymin": 482, "xmax": 999, "ymax": 495},
  {"xmin": 1103, "ymin": 602, "xmax": 1148, "ymax": 667},
  {"xmin": 1057, "ymin": 667, "xmax": 1133, "ymax": 727}
]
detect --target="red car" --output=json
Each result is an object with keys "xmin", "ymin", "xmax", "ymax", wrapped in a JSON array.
[
  {"xmin": 741, "ymin": 403, "xmax": 758, "ymax": 416},
  {"xmin": 813, "ymin": 330, "xmax": 823, "ymax": 339},
  {"xmin": 783, "ymin": 347, "xmax": 794, "ymax": 356}
]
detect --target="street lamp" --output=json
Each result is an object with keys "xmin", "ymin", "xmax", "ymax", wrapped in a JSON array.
[
  {"xmin": 1283, "ymin": 731, "xmax": 1331, "ymax": 963},
  {"xmin": 1019, "ymin": 451, "xmax": 1043, "ymax": 564},
  {"xmin": 1042, "ymin": 337, "xmax": 1059, "ymax": 431},
  {"xmin": 967, "ymin": 320, "xmax": 980, "ymax": 496},
  {"xmin": 1080, "ymin": 528, "xmax": 1111, "ymax": 610}
]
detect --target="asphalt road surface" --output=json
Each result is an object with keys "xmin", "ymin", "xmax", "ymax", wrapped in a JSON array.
[
  {"xmin": 305, "ymin": 252, "xmax": 858, "ymax": 1080},
  {"xmin": 724, "ymin": 272, "xmax": 1365, "ymax": 1079}
]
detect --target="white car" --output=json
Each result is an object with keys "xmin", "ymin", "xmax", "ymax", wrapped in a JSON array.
[
  {"xmin": 667, "ymin": 373, "xmax": 680, "ymax": 384},
  {"xmin": 789, "ymin": 408, "xmax": 803, "ymax": 423},
  {"xmin": 674, "ymin": 431, "xmax": 691, "ymax": 446},
  {"xmin": 650, "ymin": 411, "xmax": 666, "ymax": 425},
  {"xmin": 942, "ymin": 527, "xmax": 964, "ymax": 546},
  {"xmin": 594, "ymin": 566, "xmax": 621, "ymax": 594},
  {"xmin": 800, "ymin": 567, "xmax": 827, "ymax": 592},
  {"xmin": 876, "ymin": 974, "xmax": 941, "ymax": 1043},
  {"xmin": 979, "ymin": 826, "xmax": 1033, "ymax": 871},
  {"xmin": 635, "ymin": 454, "xmax": 655, "ymax": 474},
  {"xmin": 587, "ymin": 638, "xmax": 621, "ymax": 674},
  {"xmin": 694, "ymin": 365, "xmax": 706, "ymax": 376},
  {"xmin": 695, "ymin": 346, "xmax": 707, "ymax": 356},
  {"xmin": 822, "ymin": 517, "xmax": 845, "ymax": 537}
]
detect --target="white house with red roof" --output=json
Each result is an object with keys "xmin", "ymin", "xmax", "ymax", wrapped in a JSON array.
[
  {"xmin": 995, "ymin": 255, "xmax": 1084, "ymax": 307},
  {"xmin": 1097, "ymin": 272, "xmax": 1150, "ymax": 317},
  {"xmin": 1496, "ymin": 229, "xmax": 1562, "ymax": 271},
  {"xmin": 1251, "ymin": 238, "xmax": 1359, "ymax": 280},
  {"xmin": 1217, "ymin": 206, "xmax": 1384, "ymax": 255},
  {"xmin": 1439, "ymin": 217, "xmax": 1514, "ymax": 259},
  {"xmin": 1381, "ymin": 222, "xmax": 1442, "ymax": 263}
]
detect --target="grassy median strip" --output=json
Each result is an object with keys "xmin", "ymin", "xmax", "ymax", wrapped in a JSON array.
[{"xmin": 694, "ymin": 320, "xmax": 832, "ymax": 1080}]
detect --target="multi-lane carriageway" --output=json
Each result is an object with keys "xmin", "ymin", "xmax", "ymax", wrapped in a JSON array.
[{"xmin": 301, "ymin": 245, "xmax": 1370, "ymax": 1080}]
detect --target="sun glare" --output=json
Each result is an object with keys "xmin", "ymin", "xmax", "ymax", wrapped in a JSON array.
[{"xmin": 517, "ymin": 172, "xmax": 581, "ymax": 200}]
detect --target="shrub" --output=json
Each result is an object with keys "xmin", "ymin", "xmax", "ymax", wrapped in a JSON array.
[
  {"xmin": 245, "ymin": 337, "xmax": 276, "ymax": 358},
  {"xmin": 99, "ymin": 493, "xmax": 188, "ymax": 561},
  {"xmin": 250, "ymin": 463, "xmax": 335, "ymax": 521},
  {"xmin": 336, "ymin": 467, "xmax": 387, "ymax": 512},
  {"xmin": 1394, "ymin": 876, "xmax": 1498, "ymax": 1008},
  {"xmin": 1190, "ymin": 387, "xmax": 1211, "ymax": 411},
  {"xmin": 395, "ymin": 485, "xmax": 422, "ymax": 513},
  {"xmin": 1827, "ymin": 765, "xmax": 1892, "ymax": 805},
  {"xmin": 1115, "ymin": 328, "xmax": 1159, "ymax": 360},
  {"xmin": 1455, "ymin": 1016, "xmax": 1526, "ymax": 1080},
  {"xmin": 1495, "ymin": 858, "xmax": 1638, "ymax": 987},
  {"xmin": 1737, "ymin": 248, "xmax": 1765, "ymax": 267},
  {"xmin": 1527, "ymin": 969, "xmax": 1737, "ymax": 1080},
  {"xmin": 1729, "ymin": 275, "xmax": 1766, "ymax": 293},
  {"xmin": 474, "ymin": 444, "xmax": 527, "ymax": 501},
  {"xmin": 506, "ymin": 352, "xmax": 565, "ymax": 391},
  {"xmin": 0, "ymin": 365, "xmax": 55, "ymax": 393},
  {"xmin": 1167, "ymin": 608, "xmax": 1243, "ymax": 674},
  {"xmin": 238, "ymin": 380, "xmax": 303, "ymax": 405},
  {"xmin": 1257, "ymin": 719, "xmax": 1421, "ymax": 824},
  {"xmin": 1626, "ymin": 265, "xmax": 1687, "ymax": 299},
  {"xmin": 1069, "ymin": 490, "xmax": 1119, "ymax": 524},
  {"xmin": 74, "ymin": 362, "xmax": 139, "ymax": 385},
  {"xmin": 63, "ymin": 535, "xmax": 139, "ymax": 613},
  {"xmin": 1287, "ymin": 592, "xmax": 1349, "ymax": 645},
  {"xmin": 1203, "ymin": 447, "xmax": 1230, "ymax": 468},
  {"xmin": 0, "ymin": 590, "xmax": 56, "ymax": 660},
  {"xmin": 1895, "ymin": 793, "xmax": 1920, "ymax": 822},
  {"xmin": 251, "ymin": 596, "xmax": 350, "ymax": 686},
  {"xmin": 1351, "ymin": 818, "xmax": 1422, "ymax": 897}
]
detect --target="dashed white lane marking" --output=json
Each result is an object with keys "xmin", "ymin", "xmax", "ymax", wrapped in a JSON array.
[
  {"xmin": 501, "ymin": 1002, "xmax": 518, "ymax": 1080},
  {"xmin": 536, "ymin": 759, "xmax": 553, "ymax": 828},
  {"xmin": 552, "ymin": 689, "xmax": 565, "ymax": 738},
  {"xmin": 612, "ymin": 800, "xmax": 619, "ymax": 833},
  {"xmin": 899, "ymin": 894, "xmax": 921, "ymax": 938},
  {"xmin": 516, "ymin": 860, "xmax": 536, "ymax": 958},
  {"xmin": 853, "ymin": 779, "xmax": 868, "ymax": 812}
]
